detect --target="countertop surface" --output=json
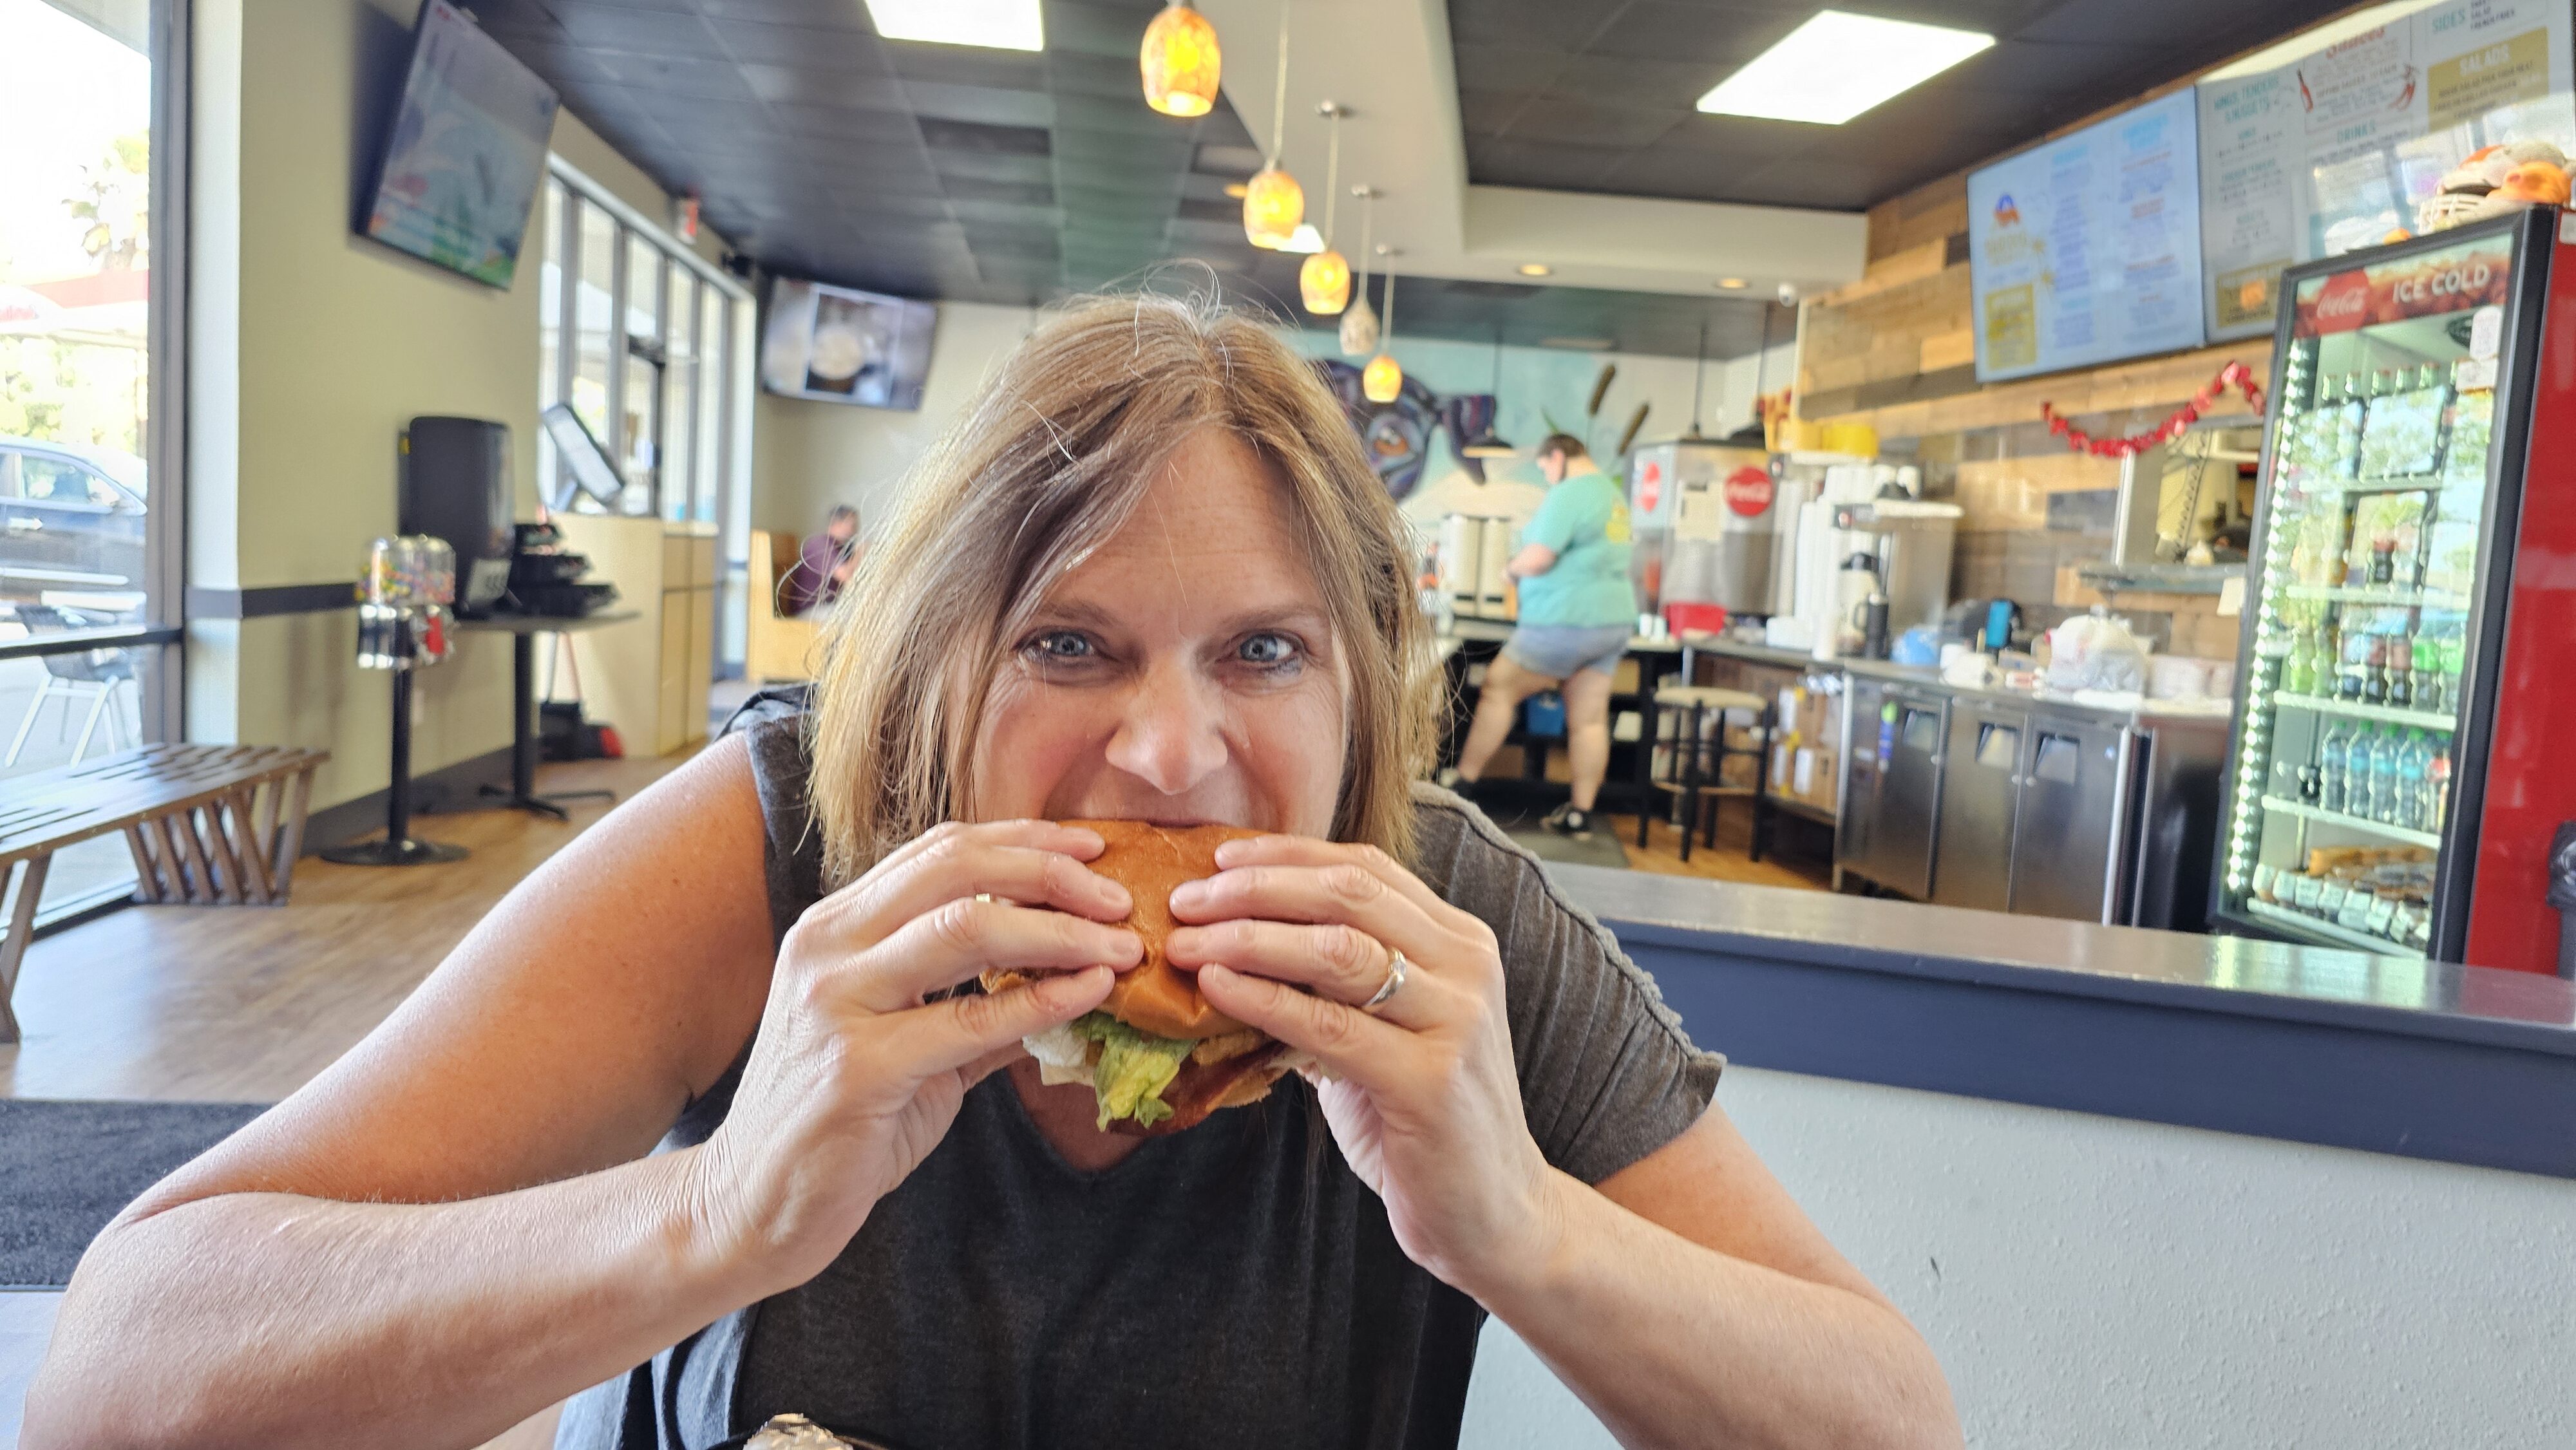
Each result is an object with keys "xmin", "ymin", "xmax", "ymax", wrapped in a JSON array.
[
  {"xmin": 1681, "ymin": 634, "xmax": 2235, "ymax": 729},
  {"xmin": 1547, "ymin": 862, "xmax": 2576, "ymax": 1055}
]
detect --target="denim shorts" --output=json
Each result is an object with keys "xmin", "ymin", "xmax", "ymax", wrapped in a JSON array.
[{"xmin": 1501, "ymin": 623, "xmax": 1632, "ymax": 681}]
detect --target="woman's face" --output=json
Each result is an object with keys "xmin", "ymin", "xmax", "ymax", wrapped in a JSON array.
[{"xmin": 970, "ymin": 429, "xmax": 1349, "ymax": 836}]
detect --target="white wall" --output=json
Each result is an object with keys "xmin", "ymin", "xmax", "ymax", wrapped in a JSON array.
[
  {"xmin": 1459, "ymin": 1066, "xmax": 2576, "ymax": 1448},
  {"xmin": 748, "ymin": 299, "xmax": 1799, "ymax": 543},
  {"xmin": 750, "ymin": 299, "xmax": 1035, "ymax": 539},
  {"xmin": 185, "ymin": 0, "xmax": 723, "ymax": 809}
]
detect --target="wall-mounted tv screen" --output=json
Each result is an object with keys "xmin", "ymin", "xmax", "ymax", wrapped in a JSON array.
[
  {"xmin": 360, "ymin": 0, "xmax": 560, "ymax": 288},
  {"xmin": 759, "ymin": 278, "xmax": 936, "ymax": 410},
  {"xmin": 1967, "ymin": 88, "xmax": 2205, "ymax": 383}
]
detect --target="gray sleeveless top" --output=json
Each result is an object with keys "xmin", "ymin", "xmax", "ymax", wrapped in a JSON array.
[{"xmin": 558, "ymin": 709, "xmax": 1721, "ymax": 1450}]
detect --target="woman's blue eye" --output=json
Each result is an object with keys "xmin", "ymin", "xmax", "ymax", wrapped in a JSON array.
[
  {"xmin": 1029, "ymin": 630, "xmax": 1095, "ymax": 661},
  {"xmin": 1240, "ymin": 632, "xmax": 1301, "ymax": 668}
]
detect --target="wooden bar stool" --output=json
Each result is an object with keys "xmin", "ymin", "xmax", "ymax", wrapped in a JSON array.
[{"xmin": 1640, "ymin": 685, "xmax": 1773, "ymax": 863}]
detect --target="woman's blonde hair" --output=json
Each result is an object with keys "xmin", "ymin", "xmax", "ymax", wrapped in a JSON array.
[{"xmin": 804, "ymin": 288, "xmax": 1441, "ymax": 887}]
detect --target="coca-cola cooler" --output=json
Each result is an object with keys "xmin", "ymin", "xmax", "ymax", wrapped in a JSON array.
[
  {"xmin": 1630, "ymin": 438, "xmax": 1776, "ymax": 617},
  {"xmin": 2212, "ymin": 206, "xmax": 2576, "ymax": 974}
]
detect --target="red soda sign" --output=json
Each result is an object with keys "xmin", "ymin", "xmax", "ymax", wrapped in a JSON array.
[
  {"xmin": 2295, "ymin": 240, "xmax": 2514, "ymax": 338},
  {"xmin": 1722, "ymin": 466, "xmax": 1774, "ymax": 517}
]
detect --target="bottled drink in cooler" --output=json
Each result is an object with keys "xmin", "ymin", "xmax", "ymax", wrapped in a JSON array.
[
  {"xmin": 2320, "ymin": 720, "xmax": 2349, "ymax": 813},
  {"xmin": 2347, "ymin": 724, "xmax": 2378, "ymax": 820},
  {"xmin": 2363, "ymin": 631, "xmax": 2389, "ymax": 704},
  {"xmin": 2398, "ymin": 730, "xmax": 2429, "ymax": 831},
  {"xmin": 2387, "ymin": 630, "xmax": 2414, "ymax": 708},
  {"xmin": 2371, "ymin": 728, "xmax": 2402, "ymax": 825},
  {"xmin": 2427, "ymin": 738, "xmax": 2452, "ymax": 831},
  {"xmin": 2338, "ymin": 627, "xmax": 2369, "ymax": 701},
  {"xmin": 2284, "ymin": 624, "xmax": 2317, "ymax": 695}
]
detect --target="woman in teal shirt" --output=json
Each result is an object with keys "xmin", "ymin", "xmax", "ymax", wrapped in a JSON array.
[{"xmin": 1450, "ymin": 433, "xmax": 1636, "ymax": 838}]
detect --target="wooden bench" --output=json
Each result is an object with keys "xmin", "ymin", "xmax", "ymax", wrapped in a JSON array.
[{"xmin": 0, "ymin": 744, "xmax": 327, "ymax": 1042}]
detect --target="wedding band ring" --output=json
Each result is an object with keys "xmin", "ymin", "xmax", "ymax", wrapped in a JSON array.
[{"xmin": 1363, "ymin": 948, "xmax": 1408, "ymax": 1013}]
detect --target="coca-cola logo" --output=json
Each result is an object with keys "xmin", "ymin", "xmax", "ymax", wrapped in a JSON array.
[
  {"xmin": 1723, "ymin": 466, "xmax": 1775, "ymax": 518},
  {"xmin": 1636, "ymin": 459, "xmax": 1662, "ymax": 516}
]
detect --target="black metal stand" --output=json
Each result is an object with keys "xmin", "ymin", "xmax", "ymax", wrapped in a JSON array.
[
  {"xmin": 322, "ymin": 668, "xmax": 468, "ymax": 866},
  {"xmin": 478, "ymin": 630, "xmax": 614, "ymax": 820}
]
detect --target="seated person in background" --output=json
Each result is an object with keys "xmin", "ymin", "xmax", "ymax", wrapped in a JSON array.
[{"xmin": 780, "ymin": 504, "xmax": 861, "ymax": 616}]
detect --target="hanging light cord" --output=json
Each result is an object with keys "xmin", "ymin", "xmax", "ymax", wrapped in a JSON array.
[
  {"xmin": 1383, "ymin": 263, "xmax": 1397, "ymax": 343},
  {"xmin": 1322, "ymin": 109, "xmax": 1340, "ymax": 244},
  {"xmin": 1689, "ymin": 319, "xmax": 1707, "ymax": 435},
  {"xmin": 1356, "ymin": 189, "xmax": 1372, "ymax": 296},
  {"xmin": 1268, "ymin": 1, "xmax": 1291, "ymax": 164}
]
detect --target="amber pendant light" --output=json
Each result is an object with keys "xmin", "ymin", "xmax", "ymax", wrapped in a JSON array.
[
  {"xmin": 1141, "ymin": 1, "xmax": 1220, "ymax": 117},
  {"xmin": 1242, "ymin": 1, "xmax": 1304, "ymax": 249},
  {"xmin": 1362, "ymin": 252, "xmax": 1403, "ymax": 403},
  {"xmin": 1299, "ymin": 102, "xmax": 1352, "ymax": 314},
  {"xmin": 1339, "ymin": 185, "xmax": 1379, "ymax": 355}
]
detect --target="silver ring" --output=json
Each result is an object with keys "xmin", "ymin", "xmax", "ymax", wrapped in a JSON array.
[{"xmin": 1362, "ymin": 948, "xmax": 1408, "ymax": 1013}]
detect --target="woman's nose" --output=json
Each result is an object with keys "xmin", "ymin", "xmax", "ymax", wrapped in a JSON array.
[{"xmin": 1103, "ymin": 663, "xmax": 1229, "ymax": 796}]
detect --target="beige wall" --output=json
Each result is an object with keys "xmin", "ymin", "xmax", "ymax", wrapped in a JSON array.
[
  {"xmin": 751, "ymin": 299, "xmax": 1034, "ymax": 540},
  {"xmin": 185, "ymin": 0, "xmax": 719, "ymax": 811}
]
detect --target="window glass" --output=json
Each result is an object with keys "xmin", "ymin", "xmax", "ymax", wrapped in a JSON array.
[
  {"xmin": 624, "ymin": 233, "xmax": 661, "ymax": 344},
  {"xmin": 0, "ymin": 0, "xmax": 174, "ymax": 923},
  {"xmin": 537, "ymin": 179, "xmax": 564, "ymax": 505},
  {"xmin": 695, "ymin": 289, "xmax": 724, "ymax": 527},
  {"xmin": 572, "ymin": 198, "xmax": 616, "ymax": 469},
  {"xmin": 662, "ymin": 270, "xmax": 696, "ymax": 521}
]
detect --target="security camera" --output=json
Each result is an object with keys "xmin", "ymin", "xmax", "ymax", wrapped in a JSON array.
[{"xmin": 1776, "ymin": 281, "xmax": 1799, "ymax": 307}]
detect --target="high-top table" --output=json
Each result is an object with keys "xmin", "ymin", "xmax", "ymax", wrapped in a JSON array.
[{"xmin": 454, "ymin": 610, "xmax": 640, "ymax": 820}]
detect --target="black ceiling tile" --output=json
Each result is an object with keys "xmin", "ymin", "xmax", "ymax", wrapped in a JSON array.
[
  {"xmin": 962, "ymin": 227, "xmax": 1061, "ymax": 259},
  {"xmin": 831, "ymin": 191, "xmax": 956, "ymax": 222},
  {"xmin": 943, "ymin": 176, "xmax": 1060, "ymax": 206},
  {"xmin": 1595, "ymin": 144, "xmax": 1747, "ymax": 202},
  {"xmin": 705, "ymin": 19, "xmax": 886, "ymax": 68},
  {"xmin": 1579, "ymin": 3, "xmax": 1799, "ymax": 66},
  {"xmin": 1450, "ymin": 41, "xmax": 1571, "ymax": 95},
  {"xmin": 1462, "ymin": 135, "xmax": 1633, "ymax": 193},
  {"xmin": 692, "ymin": 0, "xmax": 867, "ymax": 25},
  {"xmin": 594, "ymin": 51, "xmax": 762, "ymax": 100},
  {"xmin": 1173, "ymin": 196, "xmax": 1236, "ymax": 225},
  {"xmin": 1546, "ymin": 52, "xmax": 1728, "ymax": 111},
  {"xmin": 946, "ymin": 198, "xmax": 1063, "ymax": 228},
  {"xmin": 882, "ymin": 44, "xmax": 1047, "ymax": 89},
  {"xmin": 1177, "ymin": 170, "xmax": 1238, "ymax": 203},
  {"xmin": 755, "ymin": 101, "xmax": 920, "ymax": 144},
  {"xmin": 1186, "ymin": 102, "xmax": 1258, "ymax": 151},
  {"xmin": 1056, "ymin": 171, "xmax": 1177, "ymax": 206},
  {"xmin": 740, "ymin": 63, "xmax": 907, "ymax": 109},
  {"xmin": 2014, "ymin": 0, "xmax": 2233, "ymax": 46},
  {"xmin": 492, "ymin": 36, "xmax": 623, "ymax": 85},
  {"xmin": 900, "ymin": 80, "xmax": 1057, "ymax": 127},
  {"xmin": 543, "ymin": 5, "xmax": 722, "ymax": 54},
  {"xmin": 1054, "ymin": 129, "xmax": 1191, "ymax": 174},
  {"xmin": 933, "ymin": 148, "xmax": 1054, "ymax": 184},
  {"xmin": 1050, "ymin": 91, "xmax": 1191, "ymax": 137},
  {"xmin": 1191, "ymin": 141, "xmax": 1264, "ymax": 176},
  {"xmin": 1729, "ymin": 155, "xmax": 1891, "ymax": 211},
  {"xmin": 1046, "ymin": 50, "xmax": 1144, "ymax": 101},
  {"xmin": 1651, "ymin": 109, "xmax": 1822, "ymax": 159},
  {"xmin": 1445, "ymin": 0, "xmax": 1618, "ymax": 53},
  {"xmin": 918, "ymin": 116, "xmax": 1051, "ymax": 155},
  {"xmin": 1499, "ymin": 95, "xmax": 1681, "ymax": 149},
  {"xmin": 1045, "ymin": 2, "xmax": 1151, "ymax": 61},
  {"xmin": 1456, "ymin": 89, "xmax": 1528, "ymax": 138},
  {"xmin": 1944, "ymin": 37, "xmax": 2141, "ymax": 95}
]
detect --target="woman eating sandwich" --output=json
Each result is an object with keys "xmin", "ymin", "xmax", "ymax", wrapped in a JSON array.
[{"xmin": 26, "ymin": 293, "xmax": 1959, "ymax": 1450}]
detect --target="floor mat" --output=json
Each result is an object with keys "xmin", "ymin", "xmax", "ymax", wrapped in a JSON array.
[
  {"xmin": 0, "ymin": 1099, "xmax": 267, "ymax": 1286},
  {"xmin": 1501, "ymin": 823, "xmax": 1633, "ymax": 870}
]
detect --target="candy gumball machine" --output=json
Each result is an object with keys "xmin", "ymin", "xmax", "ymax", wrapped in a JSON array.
[{"xmin": 322, "ymin": 535, "xmax": 469, "ymax": 866}]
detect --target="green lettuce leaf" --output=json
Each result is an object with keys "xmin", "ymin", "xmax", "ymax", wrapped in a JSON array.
[{"xmin": 1068, "ymin": 1012, "xmax": 1191, "ymax": 1130}]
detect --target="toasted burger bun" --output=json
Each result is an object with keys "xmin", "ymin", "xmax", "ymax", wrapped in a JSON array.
[
  {"xmin": 978, "ymin": 819, "xmax": 1293, "ymax": 1134},
  {"xmin": 1063, "ymin": 818, "xmax": 1268, "ymax": 1040}
]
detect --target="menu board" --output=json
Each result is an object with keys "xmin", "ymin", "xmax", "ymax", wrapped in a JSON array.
[
  {"xmin": 1969, "ymin": 90, "xmax": 2206, "ymax": 382},
  {"xmin": 2197, "ymin": 0, "xmax": 2575, "ymax": 341}
]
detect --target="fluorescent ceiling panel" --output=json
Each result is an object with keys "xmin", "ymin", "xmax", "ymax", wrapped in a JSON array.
[
  {"xmin": 1697, "ymin": 10, "xmax": 1993, "ymax": 125},
  {"xmin": 864, "ymin": 0, "xmax": 1043, "ymax": 52}
]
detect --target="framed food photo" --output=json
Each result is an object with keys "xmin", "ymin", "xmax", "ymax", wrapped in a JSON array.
[{"xmin": 759, "ymin": 278, "xmax": 936, "ymax": 411}]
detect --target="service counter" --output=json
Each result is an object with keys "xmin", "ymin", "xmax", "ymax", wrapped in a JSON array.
[{"xmin": 1551, "ymin": 862, "xmax": 2576, "ymax": 1178}]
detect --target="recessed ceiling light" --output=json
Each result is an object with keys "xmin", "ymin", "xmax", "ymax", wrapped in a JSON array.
[
  {"xmin": 1540, "ymin": 335, "xmax": 1615, "ymax": 350},
  {"xmin": 1716, "ymin": 277, "xmax": 1747, "ymax": 289},
  {"xmin": 1224, "ymin": 182, "xmax": 1249, "ymax": 198},
  {"xmin": 1518, "ymin": 263, "xmax": 1552, "ymax": 277},
  {"xmin": 1697, "ymin": 10, "xmax": 1992, "ymax": 125},
  {"xmin": 864, "ymin": 0, "xmax": 1043, "ymax": 52}
]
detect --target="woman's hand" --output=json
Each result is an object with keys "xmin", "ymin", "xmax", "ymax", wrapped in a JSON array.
[
  {"xmin": 690, "ymin": 820, "xmax": 1133, "ymax": 1294},
  {"xmin": 1167, "ymin": 838, "xmax": 1557, "ymax": 1298}
]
